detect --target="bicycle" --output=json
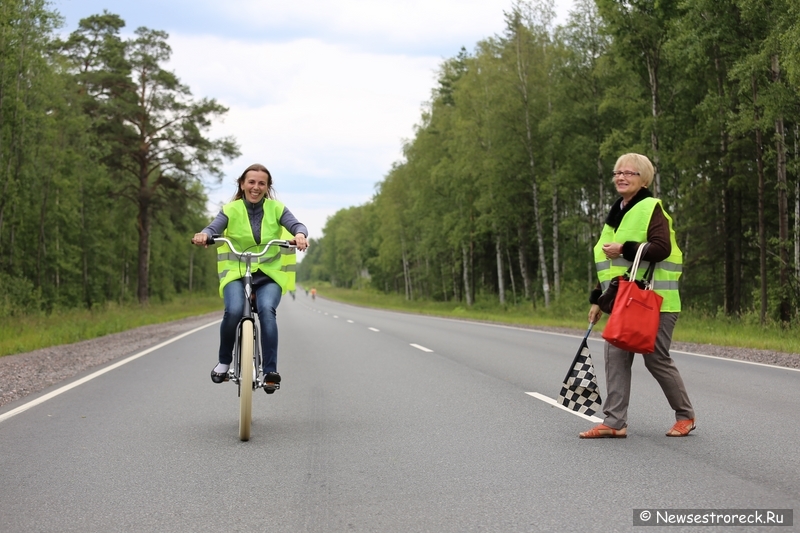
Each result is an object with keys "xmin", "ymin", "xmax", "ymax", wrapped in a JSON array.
[{"xmin": 205, "ymin": 234, "xmax": 295, "ymax": 441}]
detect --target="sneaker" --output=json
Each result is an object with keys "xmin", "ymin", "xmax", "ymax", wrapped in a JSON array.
[{"xmin": 263, "ymin": 372, "xmax": 281, "ymax": 394}]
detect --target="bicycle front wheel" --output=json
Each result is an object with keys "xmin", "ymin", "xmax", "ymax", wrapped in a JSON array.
[{"xmin": 238, "ymin": 320, "xmax": 255, "ymax": 441}]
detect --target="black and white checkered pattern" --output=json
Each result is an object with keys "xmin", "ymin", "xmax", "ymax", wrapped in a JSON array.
[{"xmin": 558, "ymin": 338, "xmax": 602, "ymax": 417}]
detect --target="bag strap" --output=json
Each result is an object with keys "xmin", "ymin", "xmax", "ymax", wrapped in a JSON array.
[
  {"xmin": 629, "ymin": 242, "xmax": 648, "ymax": 280},
  {"xmin": 629, "ymin": 242, "xmax": 657, "ymax": 289}
]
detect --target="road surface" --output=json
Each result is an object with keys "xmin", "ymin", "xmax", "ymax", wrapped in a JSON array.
[{"xmin": 1, "ymin": 296, "xmax": 797, "ymax": 532}]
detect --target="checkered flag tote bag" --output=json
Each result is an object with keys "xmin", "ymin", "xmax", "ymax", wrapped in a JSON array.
[{"xmin": 558, "ymin": 325, "xmax": 602, "ymax": 417}]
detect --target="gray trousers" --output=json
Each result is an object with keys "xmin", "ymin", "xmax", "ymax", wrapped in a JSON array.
[{"xmin": 602, "ymin": 312, "xmax": 695, "ymax": 429}]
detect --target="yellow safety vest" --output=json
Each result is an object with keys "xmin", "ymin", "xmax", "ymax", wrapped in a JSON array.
[
  {"xmin": 216, "ymin": 199, "xmax": 296, "ymax": 296},
  {"xmin": 593, "ymin": 197, "xmax": 683, "ymax": 312}
]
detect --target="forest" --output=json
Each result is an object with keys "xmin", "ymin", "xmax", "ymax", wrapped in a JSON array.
[
  {"xmin": 298, "ymin": 0, "xmax": 800, "ymax": 325},
  {"xmin": 0, "ymin": 1, "xmax": 235, "ymax": 316},
  {"xmin": 3, "ymin": 0, "xmax": 800, "ymax": 327}
]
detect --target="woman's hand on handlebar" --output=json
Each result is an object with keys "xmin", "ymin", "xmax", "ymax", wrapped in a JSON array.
[
  {"xmin": 290, "ymin": 233, "xmax": 308, "ymax": 251},
  {"xmin": 192, "ymin": 233, "xmax": 209, "ymax": 248}
]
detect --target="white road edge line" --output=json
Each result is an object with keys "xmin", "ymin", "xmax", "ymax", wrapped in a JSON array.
[
  {"xmin": 526, "ymin": 392, "xmax": 603, "ymax": 423},
  {"xmin": 410, "ymin": 343, "xmax": 433, "ymax": 353},
  {"xmin": 361, "ymin": 312, "xmax": 800, "ymax": 373},
  {"xmin": 368, "ymin": 327, "xmax": 380, "ymax": 332},
  {"xmin": 0, "ymin": 320, "xmax": 220, "ymax": 425},
  {"xmin": 347, "ymin": 320, "xmax": 354, "ymax": 324},
  {"xmin": 669, "ymin": 350, "xmax": 800, "ymax": 372}
]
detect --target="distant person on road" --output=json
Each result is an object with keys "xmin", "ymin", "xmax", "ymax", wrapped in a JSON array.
[
  {"xmin": 192, "ymin": 163, "xmax": 308, "ymax": 394},
  {"xmin": 311, "ymin": 287, "xmax": 316, "ymax": 301},
  {"xmin": 580, "ymin": 153, "xmax": 695, "ymax": 439}
]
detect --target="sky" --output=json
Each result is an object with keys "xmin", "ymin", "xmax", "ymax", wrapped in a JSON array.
[{"xmin": 52, "ymin": 0, "xmax": 575, "ymax": 242}]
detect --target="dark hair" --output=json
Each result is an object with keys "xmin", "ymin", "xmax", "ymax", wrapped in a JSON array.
[{"xmin": 233, "ymin": 163, "xmax": 275, "ymax": 201}]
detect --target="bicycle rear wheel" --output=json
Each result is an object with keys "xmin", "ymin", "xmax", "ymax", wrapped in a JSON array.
[{"xmin": 238, "ymin": 320, "xmax": 255, "ymax": 441}]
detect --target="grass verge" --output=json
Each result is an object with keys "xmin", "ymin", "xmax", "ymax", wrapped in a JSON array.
[
  {"xmin": 3, "ymin": 285, "xmax": 797, "ymax": 359},
  {"xmin": 303, "ymin": 283, "xmax": 800, "ymax": 355},
  {"xmin": 0, "ymin": 295, "xmax": 222, "ymax": 358}
]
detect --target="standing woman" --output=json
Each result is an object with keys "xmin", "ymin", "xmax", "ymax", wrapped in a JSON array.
[
  {"xmin": 192, "ymin": 163, "xmax": 308, "ymax": 394},
  {"xmin": 580, "ymin": 153, "xmax": 695, "ymax": 438}
]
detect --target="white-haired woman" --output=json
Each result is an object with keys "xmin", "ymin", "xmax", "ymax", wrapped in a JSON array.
[{"xmin": 581, "ymin": 153, "xmax": 695, "ymax": 439}]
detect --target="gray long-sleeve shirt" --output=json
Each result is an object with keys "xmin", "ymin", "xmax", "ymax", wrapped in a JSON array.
[{"xmin": 201, "ymin": 198, "xmax": 308, "ymax": 244}]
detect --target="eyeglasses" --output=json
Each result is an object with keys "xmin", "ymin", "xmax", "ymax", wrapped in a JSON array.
[{"xmin": 612, "ymin": 170, "xmax": 640, "ymax": 177}]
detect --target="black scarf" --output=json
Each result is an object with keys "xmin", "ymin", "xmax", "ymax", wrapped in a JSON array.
[{"xmin": 605, "ymin": 187, "xmax": 653, "ymax": 230}]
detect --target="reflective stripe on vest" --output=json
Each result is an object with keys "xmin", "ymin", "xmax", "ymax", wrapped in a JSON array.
[{"xmin": 597, "ymin": 259, "xmax": 683, "ymax": 289}]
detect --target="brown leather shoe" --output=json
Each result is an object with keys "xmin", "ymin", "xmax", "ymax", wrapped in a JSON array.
[
  {"xmin": 579, "ymin": 423, "xmax": 627, "ymax": 439},
  {"xmin": 666, "ymin": 419, "xmax": 696, "ymax": 437}
]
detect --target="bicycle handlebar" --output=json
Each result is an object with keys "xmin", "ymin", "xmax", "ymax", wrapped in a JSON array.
[{"xmin": 206, "ymin": 235, "xmax": 295, "ymax": 259}]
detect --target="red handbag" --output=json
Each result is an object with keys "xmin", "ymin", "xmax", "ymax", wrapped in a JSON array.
[{"xmin": 602, "ymin": 243, "xmax": 663, "ymax": 354}]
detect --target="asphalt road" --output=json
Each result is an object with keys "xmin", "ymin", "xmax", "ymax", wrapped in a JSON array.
[{"xmin": 1, "ymin": 295, "xmax": 798, "ymax": 532}]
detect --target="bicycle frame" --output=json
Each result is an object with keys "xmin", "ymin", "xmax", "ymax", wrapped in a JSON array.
[{"xmin": 207, "ymin": 235, "xmax": 294, "ymax": 389}]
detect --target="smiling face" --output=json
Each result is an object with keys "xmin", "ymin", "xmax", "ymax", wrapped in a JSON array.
[
  {"xmin": 612, "ymin": 153, "xmax": 654, "ymax": 203},
  {"xmin": 613, "ymin": 165, "xmax": 644, "ymax": 202},
  {"xmin": 240, "ymin": 170, "xmax": 270, "ymax": 203}
]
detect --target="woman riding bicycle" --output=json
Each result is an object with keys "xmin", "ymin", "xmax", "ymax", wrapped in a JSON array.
[{"xmin": 192, "ymin": 163, "xmax": 308, "ymax": 393}]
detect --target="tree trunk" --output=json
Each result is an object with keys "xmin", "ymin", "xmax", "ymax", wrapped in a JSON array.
[
  {"xmin": 452, "ymin": 258, "xmax": 460, "ymax": 303},
  {"xmin": 590, "ymin": 155, "xmax": 605, "ymax": 286},
  {"xmin": 517, "ymin": 224, "xmax": 530, "ymax": 299},
  {"xmin": 401, "ymin": 241, "xmax": 411, "ymax": 301},
  {"xmin": 440, "ymin": 260, "xmax": 448, "ymax": 302},
  {"xmin": 506, "ymin": 245, "xmax": 517, "ymax": 305},
  {"xmin": 136, "ymin": 198, "xmax": 151, "ymax": 304},
  {"xmin": 462, "ymin": 244, "xmax": 473, "ymax": 307},
  {"xmin": 795, "ymin": 125, "xmax": 800, "ymax": 292},
  {"xmin": 551, "ymin": 179, "xmax": 560, "ymax": 297},
  {"xmin": 771, "ymin": 55, "xmax": 790, "ymax": 323},
  {"xmin": 753, "ymin": 76, "xmax": 767, "ymax": 324},
  {"xmin": 646, "ymin": 54, "xmax": 662, "ymax": 197},
  {"xmin": 37, "ymin": 174, "xmax": 49, "ymax": 289},
  {"xmin": 714, "ymin": 46, "xmax": 740, "ymax": 316},
  {"xmin": 495, "ymin": 234, "xmax": 505, "ymax": 305},
  {"xmin": 513, "ymin": 20, "xmax": 550, "ymax": 308}
]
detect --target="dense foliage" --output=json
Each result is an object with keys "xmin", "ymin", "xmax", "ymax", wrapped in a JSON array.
[
  {"xmin": 0, "ymin": 1, "xmax": 237, "ymax": 316},
  {"xmin": 298, "ymin": 0, "xmax": 800, "ymax": 324}
]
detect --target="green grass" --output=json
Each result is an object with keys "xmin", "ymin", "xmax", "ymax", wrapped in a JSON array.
[
  {"xmin": 3, "ymin": 284, "xmax": 797, "ymax": 359},
  {"xmin": 302, "ymin": 283, "xmax": 800, "ymax": 355},
  {"xmin": 0, "ymin": 295, "xmax": 223, "ymax": 358}
]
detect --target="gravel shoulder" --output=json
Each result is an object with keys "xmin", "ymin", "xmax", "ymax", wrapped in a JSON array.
[
  {"xmin": 0, "ymin": 313, "xmax": 220, "ymax": 409},
  {"xmin": 1, "ymin": 312, "xmax": 797, "ymax": 409}
]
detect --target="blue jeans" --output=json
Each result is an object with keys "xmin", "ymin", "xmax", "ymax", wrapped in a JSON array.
[{"xmin": 218, "ymin": 278, "xmax": 282, "ymax": 374}]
